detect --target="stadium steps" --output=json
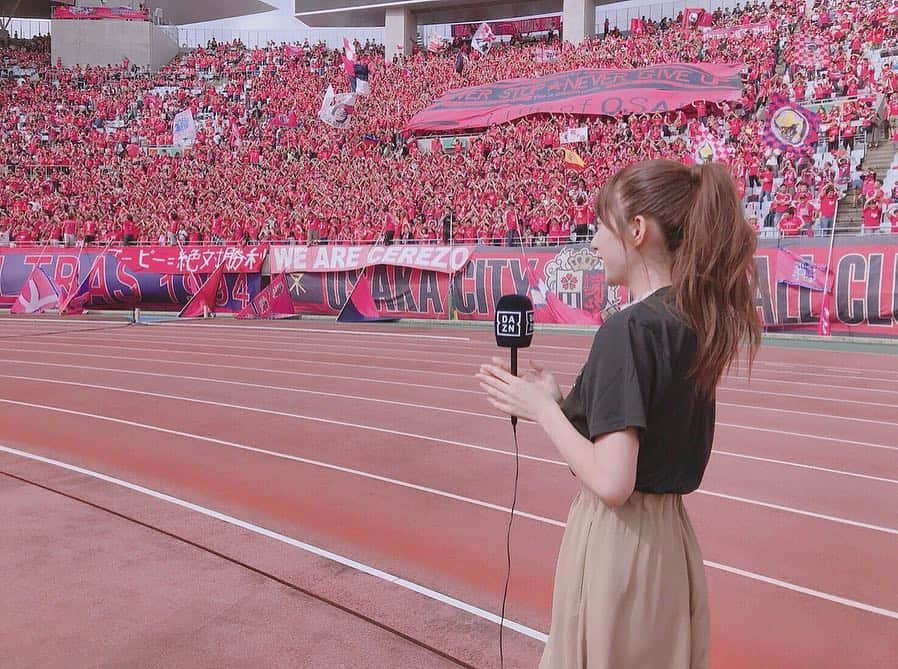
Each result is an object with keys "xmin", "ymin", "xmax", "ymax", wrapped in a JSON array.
[{"xmin": 834, "ymin": 141, "xmax": 897, "ymax": 231}]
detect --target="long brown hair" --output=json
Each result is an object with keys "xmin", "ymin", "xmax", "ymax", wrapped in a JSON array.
[{"xmin": 595, "ymin": 159, "xmax": 761, "ymax": 396}]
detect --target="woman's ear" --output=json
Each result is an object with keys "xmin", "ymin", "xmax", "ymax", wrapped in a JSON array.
[{"xmin": 629, "ymin": 215, "xmax": 647, "ymax": 247}]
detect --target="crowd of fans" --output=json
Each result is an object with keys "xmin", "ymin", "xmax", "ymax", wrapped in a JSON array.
[{"xmin": 2, "ymin": 0, "xmax": 898, "ymax": 248}]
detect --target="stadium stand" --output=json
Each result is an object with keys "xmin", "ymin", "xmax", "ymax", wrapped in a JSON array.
[{"xmin": 1, "ymin": 0, "xmax": 897, "ymax": 247}]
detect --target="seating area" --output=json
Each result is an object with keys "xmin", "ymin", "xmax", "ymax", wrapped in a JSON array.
[{"xmin": 2, "ymin": 0, "xmax": 898, "ymax": 247}]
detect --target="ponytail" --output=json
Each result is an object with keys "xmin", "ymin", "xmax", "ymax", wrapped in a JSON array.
[
  {"xmin": 675, "ymin": 163, "xmax": 761, "ymax": 395},
  {"xmin": 595, "ymin": 159, "xmax": 761, "ymax": 396}
]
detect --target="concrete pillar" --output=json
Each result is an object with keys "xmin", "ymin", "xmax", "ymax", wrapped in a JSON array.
[
  {"xmin": 563, "ymin": 0, "xmax": 596, "ymax": 46},
  {"xmin": 385, "ymin": 7, "xmax": 416, "ymax": 63}
]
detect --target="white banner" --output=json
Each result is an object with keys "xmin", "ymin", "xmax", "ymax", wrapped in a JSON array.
[
  {"xmin": 269, "ymin": 244, "xmax": 474, "ymax": 274},
  {"xmin": 172, "ymin": 108, "xmax": 196, "ymax": 148},
  {"xmin": 560, "ymin": 126, "xmax": 589, "ymax": 144}
]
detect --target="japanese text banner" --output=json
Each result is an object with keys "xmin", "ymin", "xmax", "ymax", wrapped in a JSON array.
[{"xmin": 108, "ymin": 245, "xmax": 267, "ymax": 274}]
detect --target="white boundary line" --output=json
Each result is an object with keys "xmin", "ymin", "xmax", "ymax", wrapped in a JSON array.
[
  {"xmin": 6, "ymin": 348, "xmax": 898, "ymax": 413},
  {"xmin": 8, "ymin": 319, "xmax": 898, "ymax": 380},
  {"xmin": 4, "ymin": 373, "xmax": 897, "ymax": 480},
  {"xmin": 1, "ymin": 395, "xmax": 895, "ymax": 536},
  {"xmin": 155, "ymin": 321, "xmax": 472, "ymax": 342},
  {"xmin": 2, "ymin": 442, "xmax": 896, "ymax": 622},
  {"xmin": 0, "ymin": 443, "xmax": 548, "ymax": 642}
]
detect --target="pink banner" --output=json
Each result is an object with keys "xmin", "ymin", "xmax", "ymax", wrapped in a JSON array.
[
  {"xmin": 107, "ymin": 245, "xmax": 267, "ymax": 275},
  {"xmin": 269, "ymin": 244, "xmax": 473, "ymax": 274},
  {"xmin": 52, "ymin": 6, "xmax": 148, "ymax": 20},
  {"xmin": 405, "ymin": 64, "xmax": 744, "ymax": 133},
  {"xmin": 452, "ymin": 16, "xmax": 561, "ymax": 38}
]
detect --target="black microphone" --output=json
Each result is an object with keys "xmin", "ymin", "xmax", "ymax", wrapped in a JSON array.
[{"xmin": 494, "ymin": 294, "xmax": 534, "ymax": 427}]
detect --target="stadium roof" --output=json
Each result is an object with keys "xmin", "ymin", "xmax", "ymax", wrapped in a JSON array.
[
  {"xmin": 294, "ymin": 0, "xmax": 565, "ymax": 28},
  {"xmin": 3, "ymin": 0, "xmax": 277, "ymax": 25}
]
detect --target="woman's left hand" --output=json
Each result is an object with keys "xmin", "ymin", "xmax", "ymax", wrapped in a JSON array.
[{"xmin": 476, "ymin": 361, "xmax": 559, "ymax": 423}]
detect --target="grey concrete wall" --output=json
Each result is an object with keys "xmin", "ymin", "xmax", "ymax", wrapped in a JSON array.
[{"xmin": 50, "ymin": 19, "xmax": 179, "ymax": 70}]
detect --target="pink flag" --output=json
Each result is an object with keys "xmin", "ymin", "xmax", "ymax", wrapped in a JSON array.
[
  {"xmin": 178, "ymin": 263, "xmax": 226, "ymax": 318},
  {"xmin": 337, "ymin": 273, "xmax": 397, "ymax": 323},
  {"xmin": 526, "ymin": 266, "xmax": 602, "ymax": 326},
  {"xmin": 342, "ymin": 37, "xmax": 356, "ymax": 77},
  {"xmin": 236, "ymin": 273, "xmax": 295, "ymax": 319},
  {"xmin": 774, "ymin": 248, "xmax": 833, "ymax": 292},
  {"xmin": 10, "ymin": 268, "xmax": 59, "ymax": 314},
  {"xmin": 58, "ymin": 255, "xmax": 105, "ymax": 315}
]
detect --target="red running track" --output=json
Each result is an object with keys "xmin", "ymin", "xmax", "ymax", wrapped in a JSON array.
[{"xmin": 0, "ymin": 316, "xmax": 896, "ymax": 668}]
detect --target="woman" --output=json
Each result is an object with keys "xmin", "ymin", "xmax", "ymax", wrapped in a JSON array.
[{"xmin": 478, "ymin": 160, "xmax": 760, "ymax": 669}]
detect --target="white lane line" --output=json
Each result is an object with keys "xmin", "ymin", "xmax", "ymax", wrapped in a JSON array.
[
  {"xmin": 5, "ymin": 373, "xmax": 898, "ymax": 482},
  {"xmin": 3, "ymin": 349, "xmax": 484, "ymax": 396},
  {"xmin": 696, "ymin": 491, "xmax": 898, "ymax": 536},
  {"xmin": 714, "ymin": 451, "xmax": 898, "ymax": 485},
  {"xmin": 21, "ymin": 324, "xmax": 898, "ymax": 381},
  {"xmin": 17, "ymin": 328, "xmax": 898, "ymax": 398},
  {"xmin": 0, "ymin": 400, "xmax": 562, "ymax": 527},
  {"xmin": 3, "ymin": 439, "xmax": 896, "ymax": 623},
  {"xmin": 715, "ymin": 422, "xmax": 898, "ymax": 452},
  {"xmin": 0, "ymin": 362, "xmax": 499, "ymax": 421},
  {"xmin": 0, "ymin": 443, "xmax": 548, "ymax": 642},
  {"xmin": 2, "ymin": 392, "xmax": 897, "ymax": 537},
  {"xmin": 6, "ymin": 348, "xmax": 898, "ymax": 416},
  {"xmin": 154, "ymin": 321, "xmax": 471, "ymax": 342},
  {"xmin": 703, "ymin": 560, "xmax": 898, "ymax": 621}
]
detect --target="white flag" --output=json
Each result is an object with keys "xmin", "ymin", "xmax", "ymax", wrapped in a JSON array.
[
  {"xmin": 172, "ymin": 108, "xmax": 196, "ymax": 148},
  {"xmin": 318, "ymin": 85, "xmax": 356, "ymax": 129},
  {"xmin": 472, "ymin": 22, "xmax": 496, "ymax": 54}
]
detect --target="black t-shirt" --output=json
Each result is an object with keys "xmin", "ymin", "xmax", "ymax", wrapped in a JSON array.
[{"xmin": 561, "ymin": 286, "xmax": 715, "ymax": 494}]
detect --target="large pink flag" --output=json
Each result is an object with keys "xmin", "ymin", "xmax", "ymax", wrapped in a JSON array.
[
  {"xmin": 178, "ymin": 263, "xmax": 226, "ymax": 318},
  {"xmin": 236, "ymin": 273, "xmax": 295, "ymax": 319},
  {"xmin": 10, "ymin": 268, "xmax": 59, "ymax": 314}
]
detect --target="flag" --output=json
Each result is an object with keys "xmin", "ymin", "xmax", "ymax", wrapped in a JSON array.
[
  {"xmin": 818, "ymin": 292, "xmax": 832, "ymax": 336},
  {"xmin": 562, "ymin": 148, "xmax": 586, "ymax": 170},
  {"xmin": 682, "ymin": 7, "xmax": 710, "ymax": 29},
  {"xmin": 178, "ymin": 263, "xmax": 226, "ymax": 318},
  {"xmin": 691, "ymin": 124, "xmax": 732, "ymax": 163},
  {"xmin": 353, "ymin": 62, "xmax": 370, "ymax": 96},
  {"xmin": 427, "ymin": 33, "xmax": 447, "ymax": 52},
  {"xmin": 534, "ymin": 46, "xmax": 557, "ymax": 63},
  {"xmin": 10, "ymin": 268, "xmax": 59, "ymax": 314},
  {"xmin": 774, "ymin": 248, "xmax": 833, "ymax": 292},
  {"xmin": 791, "ymin": 38, "xmax": 831, "ymax": 69},
  {"xmin": 172, "ymin": 108, "xmax": 196, "ymax": 148},
  {"xmin": 284, "ymin": 44, "xmax": 303, "ymax": 59},
  {"xmin": 526, "ymin": 266, "xmax": 602, "ymax": 326},
  {"xmin": 318, "ymin": 85, "xmax": 356, "ymax": 129},
  {"xmin": 268, "ymin": 110, "xmax": 300, "ymax": 129},
  {"xmin": 342, "ymin": 37, "xmax": 356, "ymax": 67},
  {"xmin": 337, "ymin": 273, "xmax": 398, "ymax": 323},
  {"xmin": 472, "ymin": 22, "xmax": 496, "ymax": 54},
  {"xmin": 57, "ymin": 255, "xmax": 106, "ymax": 315},
  {"xmin": 236, "ymin": 274, "xmax": 295, "ymax": 320},
  {"xmin": 762, "ymin": 95, "xmax": 820, "ymax": 156}
]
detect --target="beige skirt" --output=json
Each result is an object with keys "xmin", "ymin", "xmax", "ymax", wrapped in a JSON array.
[{"xmin": 539, "ymin": 489, "xmax": 709, "ymax": 669}]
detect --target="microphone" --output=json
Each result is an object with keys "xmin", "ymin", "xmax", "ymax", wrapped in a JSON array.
[{"xmin": 494, "ymin": 294, "xmax": 534, "ymax": 427}]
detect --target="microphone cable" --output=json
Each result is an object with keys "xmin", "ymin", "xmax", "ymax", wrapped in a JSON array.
[{"xmin": 498, "ymin": 418, "xmax": 521, "ymax": 669}]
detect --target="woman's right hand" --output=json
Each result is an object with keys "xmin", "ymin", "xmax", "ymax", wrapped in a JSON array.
[{"xmin": 487, "ymin": 356, "xmax": 563, "ymax": 404}]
